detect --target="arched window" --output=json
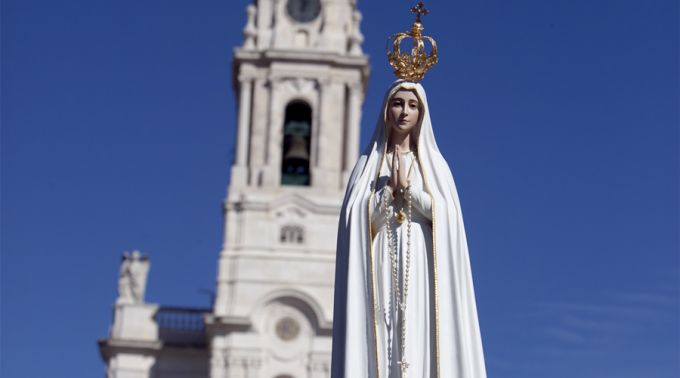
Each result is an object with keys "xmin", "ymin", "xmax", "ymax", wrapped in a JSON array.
[{"xmin": 281, "ymin": 101, "xmax": 311, "ymax": 186}]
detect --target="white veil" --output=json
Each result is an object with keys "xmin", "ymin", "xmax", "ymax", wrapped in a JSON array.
[{"xmin": 331, "ymin": 80, "xmax": 487, "ymax": 377}]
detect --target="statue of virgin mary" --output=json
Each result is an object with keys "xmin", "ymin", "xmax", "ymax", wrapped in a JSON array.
[{"xmin": 331, "ymin": 6, "xmax": 486, "ymax": 376}]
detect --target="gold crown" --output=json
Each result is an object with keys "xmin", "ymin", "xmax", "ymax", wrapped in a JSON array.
[{"xmin": 387, "ymin": 1, "xmax": 438, "ymax": 82}]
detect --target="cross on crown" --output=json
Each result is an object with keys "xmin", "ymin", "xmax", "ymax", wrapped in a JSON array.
[{"xmin": 410, "ymin": 1, "xmax": 429, "ymax": 23}]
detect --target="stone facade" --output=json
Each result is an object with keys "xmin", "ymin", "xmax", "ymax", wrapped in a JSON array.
[{"xmin": 99, "ymin": 1, "xmax": 369, "ymax": 377}]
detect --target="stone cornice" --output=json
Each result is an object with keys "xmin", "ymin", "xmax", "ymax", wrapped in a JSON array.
[
  {"xmin": 231, "ymin": 47, "xmax": 370, "ymax": 93},
  {"xmin": 98, "ymin": 338, "xmax": 162, "ymax": 360},
  {"xmin": 219, "ymin": 245, "xmax": 337, "ymax": 258},
  {"xmin": 225, "ymin": 190, "xmax": 343, "ymax": 215},
  {"xmin": 204, "ymin": 314, "xmax": 252, "ymax": 335},
  {"xmin": 234, "ymin": 48, "xmax": 369, "ymax": 68}
]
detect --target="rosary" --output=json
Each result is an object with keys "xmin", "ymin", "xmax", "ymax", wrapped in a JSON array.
[{"xmin": 382, "ymin": 153, "xmax": 415, "ymax": 378}]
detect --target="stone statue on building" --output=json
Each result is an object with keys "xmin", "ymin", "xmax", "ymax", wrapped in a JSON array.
[
  {"xmin": 116, "ymin": 250, "xmax": 150, "ymax": 305},
  {"xmin": 100, "ymin": 0, "xmax": 370, "ymax": 376}
]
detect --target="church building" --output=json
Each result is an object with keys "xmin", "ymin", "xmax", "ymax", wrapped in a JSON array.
[{"xmin": 98, "ymin": 0, "xmax": 369, "ymax": 377}]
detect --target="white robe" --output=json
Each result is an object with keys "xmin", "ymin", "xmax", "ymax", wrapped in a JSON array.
[
  {"xmin": 371, "ymin": 152, "xmax": 435, "ymax": 377},
  {"xmin": 331, "ymin": 81, "xmax": 486, "ymax": 378}
]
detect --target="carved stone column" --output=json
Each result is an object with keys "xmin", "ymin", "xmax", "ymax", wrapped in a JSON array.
[
  {"xmin": 244, "ymin": 357, "xmax": 262, "ymax": 378},
  {"xmin": 236, "ymin": 77, "xmax": 253, "ymax": 165},
  {"xmin": 232, "ymin": 77, "xmax": 253, "ymax": 187},
  {"xmin": 225, "ymin": 354, "xmax": 247, "ymax": 378},
  {"xmin": 321, "ymin": 2, "xmax": 348, "ymax": 53},
  {"xmin": 343, "ymin": 82, "xmax": 362, "ymax": 186},
  {"xmin": 315, "ymin": 78, "xmax": 345, "ymax": 189},
  {"xmin": 265, "ymin": 79, "xmax": 284, "ymax": 187},
  {"xmin": 249, "ymin": 76, "xmax": 270, "ymax": 186},
  {"xmin": 107, "ymin": 353, "xmax": 156, "ymax": 378},
  {"xmin": 307, "ymin": 352, "xmax": 330, "ymax": 378},
  {"xmin": 209, "ymin": 349, "xmax": 227, "ymax": 378},
  {"xmin": 223, "ymin": 352, "xmax": 261, "ymax": 378}
]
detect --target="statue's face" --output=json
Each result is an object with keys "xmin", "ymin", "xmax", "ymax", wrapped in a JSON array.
[{"xmin": 387, "ymin": 90, "xmax": 421, "ymax": 136}]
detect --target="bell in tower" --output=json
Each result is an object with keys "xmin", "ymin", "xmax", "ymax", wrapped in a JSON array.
[
  {"xmin": 281, "ymin": 101, "xmax": 312, "ymax": 186},
  {"xmin": 98, "ymin": 1, "xmax": 369, "ymax": 377},
  {"xmin": 211, "ymin": 0, "xmax": 370, "ymax": 376}
]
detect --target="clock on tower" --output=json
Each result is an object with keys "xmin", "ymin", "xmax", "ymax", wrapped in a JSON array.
[
  {"xmin": 286, "ymin": 0, "xmax": 321, "ymax": 22},
  {"xmin": 98, "ymin": 1, "xmax": 369, "ymax": 378}
]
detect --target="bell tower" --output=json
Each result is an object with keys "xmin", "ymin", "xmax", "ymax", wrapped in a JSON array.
[{"xmin": 207, "ymin": 0, "xmax": 369, "ymax": 377}]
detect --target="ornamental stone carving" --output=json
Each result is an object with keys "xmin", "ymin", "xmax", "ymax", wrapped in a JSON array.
[{"xmin": 116, "ymin": 250, "xmax": 150, "ymax": 305}]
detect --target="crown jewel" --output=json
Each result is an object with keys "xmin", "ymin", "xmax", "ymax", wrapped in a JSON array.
[{"xmin": 387, "ymin": 1, "xmax": 438, "ymax": 82}]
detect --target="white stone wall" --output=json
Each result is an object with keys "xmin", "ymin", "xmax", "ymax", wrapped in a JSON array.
[
  {"xmin": 229, "ymin": 60, "xmax": 367, "ymax": 192},
  {"xmin": 211, "ymin": 1, "xmax": 368, "ymax": 376},
  {"xmin": 248, "ymin": 0, "xmax": 359, "ymax": 54},
  {"xmin": 100, "ymin": 1, "xmax": 368, "ymax": 377},
  {"xmin": 107, "ymin": 353, "xmax": 156, "ymax": 378}
]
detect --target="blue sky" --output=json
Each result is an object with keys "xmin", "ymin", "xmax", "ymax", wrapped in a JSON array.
[{"xmin": 2, "ymin": 0, "xmax": 678, "ymax": 377}]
